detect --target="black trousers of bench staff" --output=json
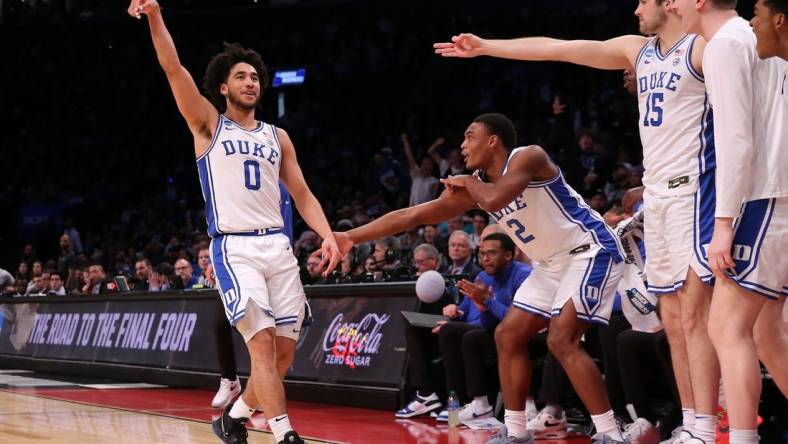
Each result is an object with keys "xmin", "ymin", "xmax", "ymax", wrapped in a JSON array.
[
  {"xmin": 438, "ymin": 321, "xmax": 497, "ymax": 403},
  {"xmin": 214, "ymin": 297, "xmax": 238, "ymax": 380}
]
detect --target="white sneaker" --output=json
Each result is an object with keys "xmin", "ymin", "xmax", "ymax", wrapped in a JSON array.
[
  {"xmin": 211, "ymin": 377, "xmax": 241, "ymax": 409},
  {"xmin": 395, "ymin": 392, "xmax": 442, "ymax": 418},
  {"xmin": 458, "ymin": 402, "xmax": 494, "ymax": 422},
  {"xmin": 435, "ymin": 409, "xmax": 448, "ymax": 422},
  {"xmin": 660, "ymin": 427, "xmax": 692, "ymax": 444},
  {"xmin": 526, "ymin": 409, "xmax": 567, "ymax": 433},
  {"xmin": 625, "ymin": 418, "xmax": 660, "ymax": 444}
]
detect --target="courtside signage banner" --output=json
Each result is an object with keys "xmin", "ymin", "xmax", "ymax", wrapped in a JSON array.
[
  {"xmin": 289, "ymin": 295, "xmax": 418, "ymax": 387},
  {"xmin": 0, "ymin": 298, "xmax": 230, "ymax": 372}
]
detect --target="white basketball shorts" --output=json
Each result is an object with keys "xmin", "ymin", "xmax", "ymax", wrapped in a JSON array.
[
  {"xmin": 729, "ymin": 197, "xmax": 788, "ymax": 300},
  {"xmin": 210, "ymin": 232, "xmax": 306, "ymax": 341},
  {"xmin": 511, "ymin": 246, "xmax": 622, "ymax": 325}
]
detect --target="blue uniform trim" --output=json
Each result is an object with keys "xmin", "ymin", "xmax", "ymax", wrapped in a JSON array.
[
  {"xmin": 579, "ymin": 254, "xmax": 614, "ymax": 316},
  {"xmin": 222, "ymin": 115, "xmax": 264, "ymax": 133},
  {"xmin": 692, "ymin": 95, "xmax": 715, "ymax": 277},
  {"xmin": 211, "ymin": 237, "xmax": 241, "ymax": 323},
  {"xmin": 733, "ymin": 199, "xmax": 775, "ymax": 281},
  {"xmin": 736, "ymin": 280, "xmax": 784, "ymax": 300},
  {"xmin": 195, "ymin": 115, "xmax": 224, "ymax": 162},
  {"xmin": 685, "ymin": 35, "xmax": 704, "ymax": 82},
  {"xmin": 544, "ymin": 177, "xmax": 625, "ymax": 262},
  {"xmin": 646, "ymin": 280, "xmax": 686, "ymax": 295},
  {"xmin": 197, "ymin": 155, "xmax": 220, "ymax": 237},
  {"xmin": 655, "ymin": 34, "xmax": 689, "ymax": 61},
  {"xmin": 512, "ymin": 301, "xmax": 551, "ymax": 319}
]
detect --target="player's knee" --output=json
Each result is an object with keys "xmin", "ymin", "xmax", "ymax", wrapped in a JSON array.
[
  {"xmin": 546, "ymin": 327, "xmax": 575, "ymax": 359},
  {"xmin": 494, "ymin": 322, "xmax": 517, "ymax": 352},
  {"xmin": 247, "ymin": 328, "xmax": 276, "ymax": 359}
]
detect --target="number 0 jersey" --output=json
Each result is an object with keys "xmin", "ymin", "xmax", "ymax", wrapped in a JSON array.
[
  {"xmin": 197, "ymin": 115, "xmax": 284, "ymax": 237},
  {"xmin": 636, "ymin": 34, "xmax": 713, "ymax": 197},
  {"xmin": 477, "ymin": 147, "xmax": 625, "ymax": 263}
]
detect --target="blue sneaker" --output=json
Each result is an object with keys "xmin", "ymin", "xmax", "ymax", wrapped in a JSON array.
[{"xmin": 395, "ymin": 392, "xmax": 442, "ymax": 418}]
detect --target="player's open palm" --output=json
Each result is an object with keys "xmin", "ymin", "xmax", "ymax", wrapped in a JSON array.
[
  {"xmin": 128, "ymin": 0, "xmax": 159, "ymax": 18},
  {"xmin": 433, "ymin": 33, "xmax": 486, "ymax": 58}
]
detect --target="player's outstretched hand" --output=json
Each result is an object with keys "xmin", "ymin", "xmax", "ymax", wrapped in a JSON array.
[
  {"xmin": 440, "ymin": 174, "xmax": 469, "ymax": 192},
  {"xmin": 707, "ymin": 220, "xmax": 736, "ymax": 280},
  {"xmin": 128, "ymin": 0, "xmax": 160, "ymax": 19},
  {"xmin": 318, "ymin": 237, "xmax": 342, "ymax": 277},
  {"xmin": 433, "ymin": 33, "xmax": 486, "ymax": 58}
]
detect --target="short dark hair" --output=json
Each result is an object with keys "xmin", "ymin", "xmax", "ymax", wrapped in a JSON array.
[
  {"xmin": 203, "ymin": 42, "xmax": 269, "ymax": 113},
  {"xmin": 765, "ymin": 0, "xmax": 787, "ymax": 14},
  {"xmin": 50, "ymin": 272, "xmax": 64, "ymax": 281},
  {"xmin": 473, "ymin": 113, "xmax": 517, "ymax": 149},
  {"xmin": 482, "ymin": 232, "xmax": 515, "ymax": 253}
]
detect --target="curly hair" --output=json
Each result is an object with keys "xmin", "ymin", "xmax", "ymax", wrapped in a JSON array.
[{"xmin": 202, "ymin": 42, "xmax": 269, "ymax": 113}]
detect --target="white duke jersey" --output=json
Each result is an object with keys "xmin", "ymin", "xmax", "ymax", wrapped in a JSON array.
[
  {"xmin": 635, "ymin": 34, "xmax": 713, "ymax": 197},
  {"xmin": 197, "ymin": 115, "xmax": 284, "ymax": 237},
  {"xmin": 478, "ymin": 147, "xmax": 625, "ymax": 263},
  {"xmin": 705, "ymin": 18, "xmax": 788, "ymax": 216}
]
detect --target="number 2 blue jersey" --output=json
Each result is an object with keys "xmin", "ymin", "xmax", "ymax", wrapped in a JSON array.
[
  {"xmin": 479, "ymin": 148, "xmax": 625, "ymax": 263},
  {"xmin": 636, "ymin": 34, "xmax": 713, "ymax": 197},
  {"xmin": 197, "ymin": 115, "xmax": 284, "ymax": 237}
]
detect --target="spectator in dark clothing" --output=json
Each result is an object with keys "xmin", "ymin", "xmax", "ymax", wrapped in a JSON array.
[
  {"xmin": 446, "ymin": 230, "xmax": 482, "ymax": 280},
  {"xmin": 57, "ymin": 234, "xmax": 78, "ymax": 277}
]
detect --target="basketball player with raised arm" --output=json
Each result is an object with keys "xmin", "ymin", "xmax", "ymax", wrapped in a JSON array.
[
  {"xmin": 331, "ymin": 113, "xmax": 627, "ymax": 444},
  {"xmin": 128, "ymin": 2, "xmax": 341, "ymax": 444},
  {"xmin": 433, "ymin": 2, "xmax": 716, "ymax": 442},
  {"xmin": 671, "ymin": 1, "xmax": 788, "ymax": 443}
]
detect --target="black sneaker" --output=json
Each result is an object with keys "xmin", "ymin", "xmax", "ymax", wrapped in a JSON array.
[
  {"xmin": 278, "ymin": 431, "xmax": 305, "ymax": 444},
  {"xmin": 211, "ymin": 406, "xmax": 249, "ymax": 444}
]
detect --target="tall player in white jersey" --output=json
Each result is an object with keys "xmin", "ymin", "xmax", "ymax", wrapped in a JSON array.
[
  {"xmin": 128, "ymin": 2, "xmax": 340, "ymax": 444},
  {"xmin": 673, "ymin": 1, "xmax": 788, "ymax": 443},
  {"xmin": 330, "ymin": 114, "xmax": 627, "ymax": 444},
  {"xmin": 433, "ymin": 1, "xmax": 718, "ymax": 442}
]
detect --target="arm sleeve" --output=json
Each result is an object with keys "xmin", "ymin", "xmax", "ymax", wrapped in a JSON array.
[
  {"xmin": 483, "ymin": 298, "xmax": 509, "ymax": 321},
  {"xmin": 704, "ymin": 37, "xmax": 756, "ymax": 217}
]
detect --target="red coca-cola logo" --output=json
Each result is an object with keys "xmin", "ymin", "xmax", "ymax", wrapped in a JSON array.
[{"xmin": 322, "ymin": 313, "xmax": 389, "ymax": 369}]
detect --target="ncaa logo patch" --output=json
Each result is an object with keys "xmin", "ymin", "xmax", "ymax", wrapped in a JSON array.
[{"xmin": 625, "ymin": 288, "xmax": 656, "ymax": 315}]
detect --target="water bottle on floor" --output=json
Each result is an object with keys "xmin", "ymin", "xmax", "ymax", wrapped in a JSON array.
[{"xmin": 447, "ymin": 391, "xmax": 461, "ymax": 427}]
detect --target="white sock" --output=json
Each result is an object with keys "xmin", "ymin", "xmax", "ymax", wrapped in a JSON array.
[
  {"xmin": 682, "ymin": 408, "xmax": 696, "ymax": 434},
  {"xmin": 504, "ymin": 409, "xmax": 527, "ymax": 438},
  {"xmin": 591, "ymin": 410, "xmax": 624, "ymax": 441},
  {"xmin": 543, "ymin": 403, "xmax": 563, "ymax": 418},
  {"xmin": 694, "ymin": 414, "xmax": 717, "ymax": 443},
  {"xmin": 729, "ymin": 428, "xmax": 758, "ymax": 444},
  {"xmin": 525, "ymin": 397, "xmax": 538, "ymax": 418},
  {"xmin": 228, "ymin": 395, "xmax": 254, "ymax": 419},
  {"xmin": 472, "ymin": 396, "xmax": 490, "ymax": 410},
  {"xmin": 268, "ymin": 414, "xmax": 293, "ymax": 443}
]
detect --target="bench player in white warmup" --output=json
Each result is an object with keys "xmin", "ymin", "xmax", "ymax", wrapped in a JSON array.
[
  {"xmin": 672, "ymin": 0, "xmax": 788, "ymax": 443},
  {"xmin": 329, "ymin": 114, "xmax": 627, "ymax": 444},
  {"xmin": 128, "ymin": 2, "xmax": 341, "ymax": 443},
  {"xmin": 433, "ymin": 1, "xmax": 720, "ymax": 442}
]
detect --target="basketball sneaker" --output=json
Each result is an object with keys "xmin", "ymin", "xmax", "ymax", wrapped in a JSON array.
[
  {"xmin": 591, "ymin": 432, "xmax": 632, "ymax": 443},
  {"xmin": 211, "ymin": 406, "xmax": 248, "ymax": 444},
  {"xmin": 212, "ymin": 377, "xmax": 241, "ymax": 409},
  {"xmin": 458, "ymin": 402, "xmax": 494, "ymax": 422},
  {"xmin": 278, "ymin": 431, "xmax": 305, "ymax": 444},
  {"xmin": 485, "ymin": 427, "xmax": 535, "ymax": 444},
  {"xmin": 526, "ymin": 408, "xmax": 567, "ymax": 433},
  {"xmin": 660, "ymin": 426, "xmax": 692, "ymax": 444},
  {"xmin": 624, "ymin": 418, "xmax": 660, "ymax": 444},
  {"xmin": 395, "ymin": 392, "xmax": 442, "ymax": 418},
  {"xmin": 435, "ymin": 409, "xmax": 448, "ymax": 422}
]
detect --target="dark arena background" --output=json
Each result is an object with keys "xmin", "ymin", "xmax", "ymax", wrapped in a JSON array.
[{"xmin": 1, "ymin": 1, "xmax": 784, "ymax": 444}]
